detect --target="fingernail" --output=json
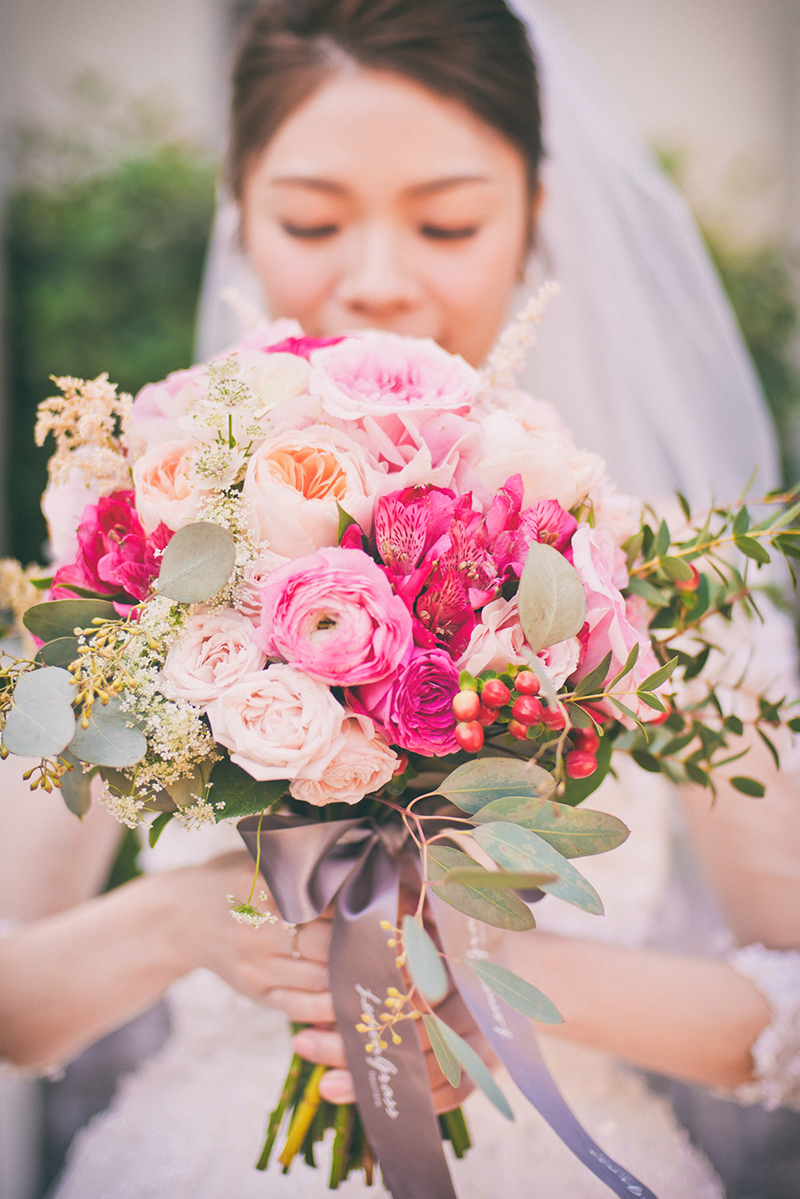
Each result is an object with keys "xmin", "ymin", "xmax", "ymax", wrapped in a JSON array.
[
  {"xmin": 293, "ymin": 1033, "xmax": 315, "ymax": 1057},
  {"xmin": 319, "ymin": 1071, "xmax": 353, "ymax": 1103}
]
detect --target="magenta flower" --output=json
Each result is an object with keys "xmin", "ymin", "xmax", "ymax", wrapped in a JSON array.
[
  {"xmin": 414, "ymin": 569, "xmax": 476, "ymax": 659},
  {"xmin": 266, "ymin": 335, "xmax": 345, "ymax": 360},
  {"xmin": 529, "ymin": 499, "xmax": 577, "ymax": 554},
  {"xmin": 374, "ymin": 485, "xmax": 455, "ymax": 603},
  {"xmin": 351, "ymin": 645, "xmax": 460, "ymax": 756}
]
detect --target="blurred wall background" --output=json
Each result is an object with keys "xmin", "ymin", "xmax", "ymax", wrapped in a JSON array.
[{"xmin": 0, "ymin": 3, "xmax": 799, "ymax": 1197}]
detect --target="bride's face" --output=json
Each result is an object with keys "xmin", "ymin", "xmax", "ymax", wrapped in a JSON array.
[{"xmin": 240, "ymin": 69, "xmax": 535, "ymax": 366}]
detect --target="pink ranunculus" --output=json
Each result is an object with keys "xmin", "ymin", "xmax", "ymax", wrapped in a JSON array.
[
  {"xmin": 569, "ymin": 524, "xmax": 660, "ymax": 716},
  {"xmin": 289, "ymin": 714, "xmax": 398, "ymax": 806},
  {"xmin": 310, "ymin": 332, "xmax": 478, "ymax": 419},
  {"xmin": 255, "ymin": 547, "xmax": 413, "ymax": 686},
  {"xmin": 133, "ymin": 439, "xmax": 207, "ymax": 534},
  {"xmin": 238, "ymin": 551, "xmax": 291, "ymax": 620},
  {"xmin": 207, "ymin": 665, "xmax": 346, "ymax": 782},
  {"xmin": 162, "ymin": 610, "xmax": 267, "ymax": 710},
  {"xmin": 242, "ymin": 425, "xmax": 377, "ymax": 559},
  {"xmin": 352, "ymin": 645, "xmax": 460, "ymax": 756}
]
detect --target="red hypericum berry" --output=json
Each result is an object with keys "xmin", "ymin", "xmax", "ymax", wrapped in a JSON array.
[
  {"xmin": 478, "ymin": 704, "xmax": 499, "ymax": 727},
  {"xmin": 508, "ymin": 719, "xmax": 530, "ymax": 741},
  {"xmin": 576, "ymin": 702, "xmax": 609, "ymax": 725},
  {"xmin": 392, "ymin": 753, "xmax": 409, "ymax": 777},
  {"xmin": 481, "ymin": 678, "xmax": 511, "ymax": 708},
  {"xmin": 645, "ymin": 707, "xmax": 670, "ymax": 725},
  {"xmin": 512, "ymin": 695, "xmax": 544, "ymax": 725},
  {"xmin": 675, "ymin": 565, "xmax": 700, "ymax": 593},
  {"xmin": 573, "ymin": 728, "xmax": 600, "ymax": 755},
  {"xmin": 566, "ymin": 750, "xmax": 597, "ymax": 779},
  {"xmin": 540, "ymin": 707, "xmax": 567, "ymax": 730},
  {"xmin": 452, "ymin": 690, "xmax": 481, "ymax": 722},
  {"xmin": 455, "ymin": 720, "xmax": 484, "ymax": 753},
  {"xmin": 514, "ymin": 671, "xmax": 540, "ymax": 695}
]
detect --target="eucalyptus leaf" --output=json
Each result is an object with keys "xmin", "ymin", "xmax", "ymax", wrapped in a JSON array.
[
  {"xmin": 428, "ymin": 846, "xmax": 536, "ymax": 931},
  {"xmin": 474, "ymin": 822, "xmax": 604, "ymax": 915},
  {"xmin": 165, "ymin": 767, "xmax": 206, "ymax": 808},
  {"xmin": 402, "ymin": 915, "xmax": 448, "ymax": 1003},
  {"xmin": 429, "ymin": 1016, "xmax": 513, "ymax": 1120},
  {"xmin": 441, "ymin": 869, "xmax": 557, "ymax": 889},
  {"xmin": 2, "ymin": 667, "xmax": 76, "ymax": 758},
  {"xmin": 59, "ymin": 749, "xmax": 92, "ymax": 817},
  {"xmin": 208, "ymin": 758, "xmax": 288, "ymax": 821},
  {"xmin": 436, "ymin": 758, "xmax": 556, "ymax": 814},
  {"xmin": 99, "ymin": 767, "xmax": 175, "ymax": 811},
  {"xmin": 37, "ymin": 636, "xmax": 80, "ymax": 668},
  {"xmin": 68, "ymin": 698, "xmax": 147, "ymax": 768},
  {"xmin": 422, "ymin": 1015, "xmax": 461, "ymax": 1087},
  {"xmin": 517, "ymin": 540, "xmax": 586, "ymax": 654},
  {"xmin": 156, "ymin": 522, "xmax": 237, "ymax": 603},
  {"xmin": 471, "ymin": 794, "xmax": 629, "ymax": 858},
  {"xmin": 465, "ymin": 959, "xmax": 563, "ymax": 1024},
  {"xmin": 23, "ymin": 599, "xmax": 117, "ymax": 643}
]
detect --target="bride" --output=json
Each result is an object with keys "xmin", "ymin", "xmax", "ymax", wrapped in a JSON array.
[{"xmin": 6, "ymin": 0, "xmax": 800, "ymax": 1196}]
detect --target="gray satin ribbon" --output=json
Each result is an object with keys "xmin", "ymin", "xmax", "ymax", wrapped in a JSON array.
[{"xmin": 239, "ymin": 814, "xmax": 659, "ymax": 1199}]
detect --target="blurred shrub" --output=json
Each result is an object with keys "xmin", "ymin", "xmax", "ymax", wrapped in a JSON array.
[{"xmin": 4, "ymin": 144, "xmax": 215, "ymax": 562}]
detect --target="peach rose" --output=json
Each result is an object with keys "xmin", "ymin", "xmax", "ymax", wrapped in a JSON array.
[
  {"xmin": 242, "ymin": 425, "xmax": 376, "ymax": 559},
  {"xmin": 289, "ymin": 714, "xmax": 398, "ymax": 806},
  {"xmin": 162, "ymin": 610, "xmax": 267, "ymax": 710},
  {"xmin": 133, "ymin": 439, "xmax": 206, "ymax": 534},
  {"xmin": 207, "ymin": 665, "xmax": 346, "ymax": 782}
]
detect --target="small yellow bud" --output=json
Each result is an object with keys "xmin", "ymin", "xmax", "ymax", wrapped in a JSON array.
[
  {"xmin": 391, "ymin": 1032, "xmax": 402, "ymax": 1045},
  {"xmin": 380, "ymin": 921, "xmax": 393, "ymax": 930}
]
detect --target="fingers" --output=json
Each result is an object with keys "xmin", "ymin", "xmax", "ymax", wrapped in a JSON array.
[
  {"xmin": 294, "ymin": 919, "xmax": 331, "ymax": 964},
  {"xmin": 265, "ymin": 988, "xmax": 335, "ymax": 1024},
  {"xmin": 293, "ymin": 1027, "xmax": 347, "ymax": 1069},
  {"xmin": 318, "ymin": 1069, "xmax": 356, "ymax": 1104}
]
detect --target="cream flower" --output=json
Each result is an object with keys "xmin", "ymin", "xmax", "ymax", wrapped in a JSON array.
[{"xmin": 289, "ymin": 715, "xmax": 398, "ymax": 806}]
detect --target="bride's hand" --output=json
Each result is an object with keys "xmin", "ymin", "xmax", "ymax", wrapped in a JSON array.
[{"xmin": 170, "ymin": 851, "xmax": 335, "ymax": 1025}]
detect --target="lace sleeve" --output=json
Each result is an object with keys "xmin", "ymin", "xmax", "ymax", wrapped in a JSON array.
[{"xmin": 727, "ymin": 943, "xmax": 800, "ymax": 1111}]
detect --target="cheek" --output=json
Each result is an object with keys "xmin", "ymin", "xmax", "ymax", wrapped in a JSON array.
[{"xmin": 244, "ymin": 220, "xmax": 340, "ymax": 332}]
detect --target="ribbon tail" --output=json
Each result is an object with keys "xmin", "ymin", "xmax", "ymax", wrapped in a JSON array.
[{"xmin": 331, "ymin": 841, "xmax": 458, "ymax": 1199}]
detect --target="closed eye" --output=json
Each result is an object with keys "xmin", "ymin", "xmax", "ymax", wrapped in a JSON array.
[
  {"xmin": 419, "ymin": 224, "xmax": 478, "ymax": 241},
  {"xmin": 282, "ymin": 222, "xmax": 339, "ymax": 239}
]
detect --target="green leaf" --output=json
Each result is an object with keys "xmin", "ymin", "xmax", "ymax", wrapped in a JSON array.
[
  {"xmin": 572, "ymin": 651, "xmax": 613, "ymax": 698},
  {"xmin": 36, "ymin": 636, "xmax": 80, "ymax": 668},
  {"xmin": 436, "ymin": 758, "xmax": 556, "ymax": 814},
  {"xmin": 402, "ymin": 915, "xmax": 448, "ymax": 1003},
  {"xmin": 606, "ymin": 642, "xmax": 640, "ymax": 691},
  {"xmin": 336, "ymin": 503, "xmax": 358, "ymax": 543},
  {"xmin": 208, "ymin": 757, "xmax": 288, "ymax": 821},
  {"xmin": 23, "ymin": 599, "xmax": 117, "ymax": 642},
  {"xmin": 609, "ymin": 696, "xmax": 644, "ymax": 728},
  {"xmin": 59, "ymin": 749, "xmax": 92, "ymax": 817},
  {"xmin": 787, "ymin": 717, "xmax": 800, "ymax": 734},
  {"xmin": 730, "ymin": 776, "xmax": 766, "ymax": 797},
  {"xmin": 732, "ymin": 506, "xmax": 750, "ymax": 536},
  {"xmin": 685, "ymin": 762, "xmax": 710, "ymax": 787},
  {"xmin": 560, "ymin": 726, "xmax": 615, "ymax": 806},
  {"xmin": 471, "ymin": 794, "xmax": 628, "ymax": 858},
  {"xmin": 68, "ymin": 697, "xmax": 147, "ymax": 768},
  {"xmin": 660, "ymin": 556, "xmax": 694, "ymax": 583},
  {"xmin": 464, "ymin": 960, "xmax": 563, "ymax": 1024},
  {"xmin": 636, "ymin": 691, "xmax": 666, "ymax": 713},
  {"xmin": 683, "ymin": 645, "xmax": 711, "ymax": 682},
  {"xmin": 156, "ymin": 522, "xmax": 236, "ymax": 602},
  {"xmin": 517, "ymin": 540, "xmax": 586, "ymax": 654},
  {"xmin": 734, "ymin": 535, "xmax": 770, "ymax": 565},
  {"xmin": 427, "ymin": 847, "xmax": 536, "ymax": 931},
  {"xmin": 458, "ymin": 671, "xmax": 477, "ymax": 692},
  {"xmin": 2, "ymin": 666, "xmax": 76, "ymax": 758},
  {"xmin": 421, "ymin": 1015, "xmax": 461, "ymax": 1088},
  {"xmin": 99, "ymin": 767, "xmax": 175, "ymax": 812},
  {"xmin": 473, "ymin": 822, "xmax": 604, "ymax": 915},
  {"xmin": 427, "ymin": 1016, "xmax": 513, "ymax": 1120},
  {"xmin": 631, "ymin": 750, "xmax": 661, "ymax": 773},
  {"xmin": 625, "ymin": 576, "xmax": 671, "ymax": 608},
  {"xmin": 623, "ymin": 530, "xmax": 644, "ymax": 572},
  {"xmin": 639, "ymin": 657, "xmax": 679, "ymax": 692},
  {"xmin": 654, "ymin": 520, "xmax": 670, "ymax": 559},
  {"xmin": 675, "ymin": 491, "xmax": 692, "ymax": 520},
  {"xmin": 756, "ymin": 727, "xmax": 780, "ymax": 770},
  {"xmin": 148, "ymin": 811, "xmax": 175, "ymax": 848},
  {"xmin": 723, "ymin": 715, "xmax": 745, "ymax": 736},
  {"xmin": 441, "ymin": 869, "xmax": 557, "ymax": 889}
]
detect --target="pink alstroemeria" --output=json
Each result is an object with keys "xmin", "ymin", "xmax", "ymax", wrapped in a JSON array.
[
  {"xmin": 414, "ymin": 568, "xmax": 476, "ymax": 659},
  {"xmin": 529, "ymin": 499, "xmax": 578, "ymax": 555},
  {"xmin": 373, "ymin": 485, "xmax": 455, "ymax": 602}
]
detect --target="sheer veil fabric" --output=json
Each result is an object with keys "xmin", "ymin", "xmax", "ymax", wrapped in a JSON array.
[{"xmin": 195, "ymin": 0, "xmax": 780, "ymax": 508}]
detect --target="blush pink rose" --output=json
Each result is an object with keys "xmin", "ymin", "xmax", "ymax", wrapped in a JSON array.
[
  {"xmin": 310, "ymin": 332, "xmax": 478, "ymax": 418},
  {"xmin": 207, "ymin": 665, "xmax": 346, "ymax": 782},
  {"xmin": 237, "ymin": 551, "xmax": 291, "ymax": 620},
  {"xmin": 242, "ymin": 426, "xmax": 377, "ymax": 558},
  {"xmin": 162, "ymin": 610, "xmax": 267, "ymax": 710},
  {"xmin": 289, "ymin": 714, "xmax": 398, "ymax": 806},
  {"xmin": 133, "ymin": 439, "xmax": 207, "ymax": 534},
  {"xmin": 456, "ymin": 596, "xmax": 528, "ymax": 677},
  {"xmin": 256, "ymin": 547, "xmax": 412, "ymax": 686}
]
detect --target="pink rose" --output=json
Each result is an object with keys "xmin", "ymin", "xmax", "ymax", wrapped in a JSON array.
[
  {"xmin": 570, "ymin": 525, "xmax": 660, "ymax": 716},
  {"xmin": 242, "ymin": 425, "xmax": 376, "ymax": 559},
  {"xmin": 289, "ymin": 714, "xmax": 398, "ymax": 806},
  {"xmin": 133, "ymin": 439, "xmax": 207, "ymax": 534},
  {"xmin": 237, "ymin": 551, "xmax": 291, "ymax": 620},
  {"xmin": 256, "ymin": 547, "xmax": 413, "ymax": 686},
  {"xmin": 162, "ymin": 610, "xmax": 267, "ymax": 710},
  {"xmin": 207, "ymin": 665, "xmax": 346, "ymax": 782},
  {"xmin": 352, "ymin": 645, "xmax": 459, "ymax": 756},
  {"xmin": 129, "ymin": 365, "xmax": 206, "ymax": 456},
  {"xmin": 456, "ymin": 596, "xmax": 528, "ymax": 677},
  {"xmin": 310, "ymin": 332, "xmax": 478, "ymax": 418}
]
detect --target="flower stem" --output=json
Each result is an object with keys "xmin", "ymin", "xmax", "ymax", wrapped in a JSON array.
[{"xmin": 278, "ymin": 1063, "xmax": 327, "ymax": 1170}]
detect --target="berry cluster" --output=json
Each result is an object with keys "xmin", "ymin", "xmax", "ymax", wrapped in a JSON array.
[{"xmin": 451, "ymin": 668, "xmax": 600, "ymax": 779}]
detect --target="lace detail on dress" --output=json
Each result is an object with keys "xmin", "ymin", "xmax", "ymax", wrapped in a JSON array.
[{"xmin": 728, "ymin": 943, "xmax": 800, "ymax": 1111}]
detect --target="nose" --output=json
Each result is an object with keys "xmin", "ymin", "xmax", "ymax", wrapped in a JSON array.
[{"xmin": 337, "ymin": 223, "xmax": 423, "ymax": 320}]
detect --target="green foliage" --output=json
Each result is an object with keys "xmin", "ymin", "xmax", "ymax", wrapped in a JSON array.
[
  {"xmin": 156, "ymin": 522, "xmax": 237, "ymax": 602},
  {"xmin": 4, "ymin": 144, "xmax": 216, "ymax": 561}
]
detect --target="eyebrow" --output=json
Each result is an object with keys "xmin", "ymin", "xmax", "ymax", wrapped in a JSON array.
[{"xmin": 268, "ymin": 174, "xmax": 491, "ymax": 197}]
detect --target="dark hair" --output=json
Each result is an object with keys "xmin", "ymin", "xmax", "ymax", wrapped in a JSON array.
[{"xmin": 229, "ymin": 0, "xmax": 542, "ymax": 199}]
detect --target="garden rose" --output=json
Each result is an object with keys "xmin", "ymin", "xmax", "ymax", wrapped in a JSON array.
[
  {"xmin": 289, "ymin": 714, "xmax": 398, "ymax": 806},
  {"xmin": 243, "ymin": 425, "xmax": 376, "ymax": 558},
  {"xmin": 456, "ymin": 596, "xmax": 528, "ymax": 677},
  {"xmin": 133, "ymin": 439, "xmax": 207, "ymax": 534},
  {"xmin": 207, "ymin": 665, "xmax": 346, "ymax": 782},
  {"xmin": 238, "ymin": 551, "xmax": 291, "ymax": 620},
  {"xmin": 353, "ymin": 646, "xmax": 460, "ymax": 756},
  {"xmin": 128, "ymin": 365, "xmax": 206, "ymax": 456},
  {"xmin": 162, "ymin": 610, "xmax": 267, "ymax": 710},
  {"xmin": 310, "ymin": 332, "xmax": 478, "ymax": 418}
]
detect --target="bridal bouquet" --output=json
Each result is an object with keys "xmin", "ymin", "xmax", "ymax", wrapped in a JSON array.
[{"xmin": 2, "ymin": 314, "xmax": 800, "ymax": 1199}]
